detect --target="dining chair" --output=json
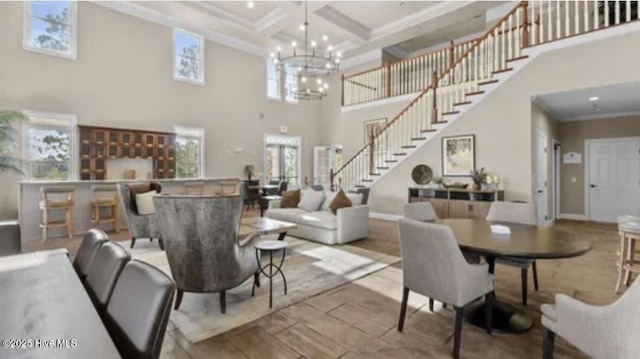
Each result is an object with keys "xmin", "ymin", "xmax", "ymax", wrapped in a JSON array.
[
  {"xmin": 0, "ymin": 221, "xmax": 21, "ymax": 257},
  {"xmin": 91, "ymin": 185, "xmax": 120, "ymax": 233},
  {"xmin": 397, "ymin": 219, "xmax": 494, "ymax": 359},
  {"xmin": 242, "ymin": 180, "xmax": 261, "ymax": 209},
  {"xmin": 486, "ymin": 201, "xmax": 538, "ymax": 305},
  {"xmin": 85, "ymin": 241, "xmax": 131, "ymax": 315},
  {"xmin": 39, "ymin": 186, "xmax": 75, "ymax": 241},
  {"xmin": 182, "ymin": 181, "xmax": 205, "ymax": 195},
  {"xmin": 402, "ymin": 201, "xmax": 438, "ymax": 222},
  {"xmin": 541, "ymin": 273, "xmax": 640, "ymax": 359},
  {"xmin": 73, "ymin": 229, "xmax": 109, "ymax": 281},
  {"xmin": 616, "ymin": 215, "xmax": 640, "ymax": 293},
  {"xmin": 104, "ymin": 260, "xmax": 175, "ymax": 359}
]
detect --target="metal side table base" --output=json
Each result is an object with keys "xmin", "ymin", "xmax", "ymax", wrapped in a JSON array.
[{"xmin": 251, "ymin": 240, "xmax": 288, "ymax": 309}]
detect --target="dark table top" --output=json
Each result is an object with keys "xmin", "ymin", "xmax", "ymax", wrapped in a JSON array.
[
  {"xmin": 0, "ymin": 250, "xmax": 121, "ymax": 358},
  {"xmin": 437, "ymin": 219, "xmax": 592, "ymax": 259}
]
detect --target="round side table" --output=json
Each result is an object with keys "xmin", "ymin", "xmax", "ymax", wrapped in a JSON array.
[{"xmin": 252, "ymin": 240, "xmax": 288, "ymax": 308}]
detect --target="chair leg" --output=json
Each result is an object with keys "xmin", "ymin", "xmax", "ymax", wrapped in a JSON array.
[
  {"xmin": 616, "ymin": 233, "xmax": 629, "ymax": 293},
  {"xmin": 174, "ymin": 289, "xmax": 183, "ymax": 310},
  {"xmin": 532, "ymin": 261, "xmax": 540, "ymax": 291},
  {"xmin": 158, "ymin": 238, "xmax": 165, "ymax": 251},
  {"xmin": 543, "ymin": 328, "xmax": 556, "ymax": 359},
  {"xmin": 453, "ymin": 306, "xmax": 464, "ymax": 359},
  {"xmin": 443, "ymin": 303, "xmax": 447, "ymax": 309},
  {"xmin": 484, "ymin": 293, "xmax": 493, "ymax": 334},
  {"xmin": 254, "ymin": 272, "xmax": 261, "ymax": 287},
  {"xmin": 219, "ymin": 291, "xmax": 226, "ymax": 314},
  {"xmin": 521, "ymin": 267, "xmax": 528, "ymax": 306},
  {"xmin": 130, "ymin": 237, "xmax": 136, "ymax": 248},
  {"xmin": 42, "ymin": 209, "xmax": 48, "ymax": 242},
  {"xmin": 429, "ymin": 298, "xmax": 434, "ymax": 312},
  {"xmin": 66, "ymin": 208, "xmax": 73, "ymax": 239},
  {"xmin": 397, "ymin": 287, "xmax": 409, "ymax": 332}
]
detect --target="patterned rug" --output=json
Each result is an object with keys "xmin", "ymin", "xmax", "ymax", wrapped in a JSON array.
[{"xmin": 128, "ymin": 235, "xmax": 400, "ymax": 343}]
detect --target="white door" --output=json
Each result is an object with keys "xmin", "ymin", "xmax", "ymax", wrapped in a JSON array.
[
  {"xmin": 588, "ymin": 139, "xmax": 640, "ymax": 222},
  {"xmin": 536, "ymin": 134, "xmax": 548, "ymax": 225},
  {"xmin": 313, "ymin": 145, "xmax": 343, "ymax": 187}
]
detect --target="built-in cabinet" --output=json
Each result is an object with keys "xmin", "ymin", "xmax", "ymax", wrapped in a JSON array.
[
  {"xmin": 408, "ymin": 187, "xmax": 504, "ymax": 219},
  {"xmin": 78, "ymin": 125, "xmax": 177, "ymax": 180}
]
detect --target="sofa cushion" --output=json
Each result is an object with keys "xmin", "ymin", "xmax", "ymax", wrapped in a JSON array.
[
  {"xmin": 321, "ymin": 191, "xmax": 338, "ymax": 212},
  {"xmin": 296, "ymin": 211, "xmax": 338, "ymax": 230},
  {"xmin": 128, "ymin": 182, "xmax": 162, "ymax": 214},
  {"xmin": 329, "ymin": 190, "xmax": 352, "ymax": 214},
  {"xmin": 298, "ymin": 189, "xmax": 325, "ymax": 212},
  {"xmin": 267, "ymin": 208, "xmax": 306, "ymax": 223},
  {"xmin": 346, "ymin": 192, "xmax": 363, "ymax": 206},
  {"xmin": 135, "ymin": 191, "xmax": 157, "ymax": 215},
  {"xmin": 280, "ymin": 189, "xmax": 301, "ymax": 208}
]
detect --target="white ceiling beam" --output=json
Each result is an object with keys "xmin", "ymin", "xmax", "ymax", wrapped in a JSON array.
[
  {"xmin": 257, "ymin": 1, "xmax": 332, "ymax": 37},
  {"xmin": 186, "ymin": 1, "xmax": 254, "ymax": 31},
  {"xmin": 313, "ymin": 6, "xmax": 370, "ymax": 43}
]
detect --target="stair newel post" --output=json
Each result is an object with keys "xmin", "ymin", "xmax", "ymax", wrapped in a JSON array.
[
  {"xmin": 329, "ymin": 168, "xmax": 335, "ymax": 191},
  {"xmin": 368, "ymin": 129, "xmax": 375, "ymax": 176},
  {"xmin": 431, "ymin": 70, "xmax": 438, "ymax": 125},
  {"xmin": 341, "ymin": 74, "xmax": 345, "ymax": 106},
  {"xmin": 522, "ymin": 1, "xmax": 530, "ymax": 48},
  {"xmin": 449, "ymin": 40, "xmax": 455, "ymax": 69}
]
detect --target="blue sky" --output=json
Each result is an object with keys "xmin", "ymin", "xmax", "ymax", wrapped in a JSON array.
[
  {"xmin": 29, "ymin": 1, "xmax": 70, "ymax": 46},
  {"xmin": 175, "ymin": 31, "xmax": 200, "ymax": 58}
]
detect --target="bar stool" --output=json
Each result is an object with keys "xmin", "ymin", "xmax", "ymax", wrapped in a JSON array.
[
  {"xmin": 40, "ymin": 186, "xmax": 75, "ymax": 241},
  {"xmin": 218, "ymin": 180, "xmax": 238, "ymax": 195},
  {"xmin": 183, "ymin": 181, "xmax": 205, "ymax": 195},
  {"xmin": 615, "ymin": 215, "xmax": 640, "ymax": 293},
  {"xmin": 91, "ymin": 185, "xmax": 119, "ymax": 233}
]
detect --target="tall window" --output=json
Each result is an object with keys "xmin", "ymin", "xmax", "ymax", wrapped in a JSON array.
[
  {"xmin": 264, "ymin": 135, "xmax": 301, "ymax": 188},
  {"xmin": 23, "ymin": 1, "xmax": 78, "ymax": 58},
  {"xmin": 267, "ymin": 61, "xmax": 281, "ymax": 100},
  {"xmin": 173, "ymin": 29, "xmax": 205, "ymax": 85},
  {"xmin": 174, "ymin": 126, "xmax": 204, "ymax": 178},
  {"xmin": 284, "ymin": 72, "xmax": 298, "ymax": 103},
  {"xmin": 23, "ymin": 111, "xmax": 76, "ymax": 180}
]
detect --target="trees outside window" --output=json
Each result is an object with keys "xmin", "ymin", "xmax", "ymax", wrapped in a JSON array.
[
  {"xmin": 174, "ymin": 126, "xmax": 204, "ymax": 178},
  {"xmin": 174, "ymin": 30, "xmax": 204, "ymax": 85},
  {"xmin": 24, "ymin": 1, "xmax": 77, "ymax": 58},
  {"xmin": 23, "ymin": 112, "xmax": 76, "ymax": 180}
]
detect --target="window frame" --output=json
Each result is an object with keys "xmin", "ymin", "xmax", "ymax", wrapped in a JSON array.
[
  {"xmin": 22, "ymin": 110, "xmax": 78, "ymax": 181},
  {"xmin": 284, "ymin": 71, "xmax": 299, "ymax": 104},
  {"xmin": 172, "ymin": 29, "xmax": 205, "ymax": 86},
  {"xmin": 266, "ymin": 60, "xmax": 281, "ymax": 101},
  {"xmin": 23, "ymin": 1, "xmax": 78, "ymax": 59},
  {"xmin": 173, "ymin": 125, "xmax": 205, "ymax": 179}
]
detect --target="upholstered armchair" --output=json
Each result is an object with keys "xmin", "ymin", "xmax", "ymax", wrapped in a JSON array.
[
  {"xmin": 541, "ymin": 277, "xmax": 640, "ymax": 358},
  {"xmin": 116, "ymin": 182, "xmax": 164, "ymax": 250},
  {"xmin": 0, "ymin": 221, "xmax": 21, "ymax": 257},
  {"xmin": 152, "ymin": 195, "xmax": 260, "ymax": 314},
  {"xmin": 402, "ymin": 202, "xmax": 438, "ymax": 222},
  {"xmin": 487, "ymin": 201, "xmax": 538, "ymax": 305}
]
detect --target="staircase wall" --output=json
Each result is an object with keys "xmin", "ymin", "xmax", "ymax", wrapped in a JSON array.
[{"xmin": 347, "ymin": 29, "xmax": 640, "ymax": 216}]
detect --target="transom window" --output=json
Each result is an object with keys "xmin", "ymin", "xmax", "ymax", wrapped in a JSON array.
[
  {"xmin": 173, "ymin": 29, "xmax": 205, "ymax": 85},
  {"xmin": 174, "ymin": 126, "xmax": 205, "ymax": 178},
  {"xmin": 267, "ymin": 61, "xmax": 281, "ymax": 100},
  {"xmin": 23, "ymin": 1, "xmax": 78, "ymax": 58},
  {"xmin": 284, "ymin": 72, "xmax": 298, "ymax": 103},
  {"xmin": 23, "ymin": 111, "xmax": 77, "ymax": 180}
]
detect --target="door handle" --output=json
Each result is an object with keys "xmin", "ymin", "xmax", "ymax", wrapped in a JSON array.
[
  {"xmin": 537, "ymin": 190, "xmax": 543, "ymax": 193},
  {"xmin": 590, "ymin": 184, "xmax": 597, "ymax": 188}
]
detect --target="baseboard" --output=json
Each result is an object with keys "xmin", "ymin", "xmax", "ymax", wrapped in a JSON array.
[
  {"xmin": 559, "ymin": 213, "xmax": 588, "ymax": 221},
  {"xmin": 369, "ymin": 212, "xmax": 401, "ymax": 221},
  {"xmin": 542, "ymin": 218, "xmax": 556, "ymax": 227}
]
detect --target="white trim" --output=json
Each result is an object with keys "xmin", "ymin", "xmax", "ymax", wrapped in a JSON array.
[
  {"xmin": 266, "ymin": 60, "xmax": 281, "ymax": 101},
  {"xmin": 23, "ymin": 1, "xmax": 78, "ymax": 60},
  {"xmin": 561, "ymin": 110, "xmax": 640, "ymax": 122},
  {"xmin": 369, "ymin": 212, "xmax": 401, "ymax": 221},
  {"xmin": 339, "ymin": 49, "xmax": 382, "ymax": 71},
  {"xmin": 263, "ymin": 134, "xmax": 302, "ymax": 187},
  {"xmin": 341, "ymin": 92, "xmax": 420, "ymax": 112},
  {"xmin": 173, "ymin": 125, "xmax": 206, "ymax": 178},
  {"xmin": 543, "ymin": 219, "xmax": 555, "ymax": 227},
  {"xmin": 173, "ymin": 28, "xmax": 206, "ymax": 86},
  {"xmin": 22, "ymin": 110, "xmax": 78, "ymax": 181},
  {"xmin": 559, "ymin": 213, "xmax": 588, "ymax": 221}
]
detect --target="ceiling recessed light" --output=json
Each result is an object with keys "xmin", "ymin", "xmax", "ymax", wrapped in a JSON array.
[
  {"xmin": 246, "ymin": 1, "xmax": 254, "ymax": 9},
  {"xmin": 588, "ymin": 96, "xmax": 599, "ymax": 101}
]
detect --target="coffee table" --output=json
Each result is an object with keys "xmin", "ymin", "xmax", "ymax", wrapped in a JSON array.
[{"xmin": 239, "ymin": 217, "xmax": 297, "ymax": 241}]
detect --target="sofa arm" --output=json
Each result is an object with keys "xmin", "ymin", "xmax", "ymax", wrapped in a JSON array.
[
  {"xmin": 268, "ymin": 200, "xmax": 281, "ymax": 210},
  {"xmin": 336, "ymin": 205, "xmax": 369, "ymax": 244}
]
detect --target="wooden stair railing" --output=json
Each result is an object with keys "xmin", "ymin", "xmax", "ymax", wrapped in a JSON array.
[{"xmin": 331, "ymin": 0, "xmax": 640, "ymax": 193}]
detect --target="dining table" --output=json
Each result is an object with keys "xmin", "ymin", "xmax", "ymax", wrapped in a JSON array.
[
  {"xmin": 437, "ymin": 219, "xmax": 592, "ymax": 334},
  {"xmin": 0, "ymin": 249, "xmax": 122, "ymax": 358}
]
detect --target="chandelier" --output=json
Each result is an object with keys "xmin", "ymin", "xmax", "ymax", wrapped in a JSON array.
[{"xmin": 269, "ymin": 0, "xmax": 341, "ymax": 100}]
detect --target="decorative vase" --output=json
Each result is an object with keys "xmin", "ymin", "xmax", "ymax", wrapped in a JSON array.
[{"xmin": 473, "ymin": 182, "xmax": 482, "ymax": 191}]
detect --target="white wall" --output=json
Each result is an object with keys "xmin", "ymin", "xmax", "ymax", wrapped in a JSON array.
[{"xmin": 0, "ymin": 2, "xmax": 323, "ymax": 219}]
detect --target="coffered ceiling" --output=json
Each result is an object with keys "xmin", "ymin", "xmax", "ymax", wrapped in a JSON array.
[{"xmin": 95, "ymin": 1, "xmax": 511, "ymax": 67}]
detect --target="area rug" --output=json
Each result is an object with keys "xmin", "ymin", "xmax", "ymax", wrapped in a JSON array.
[{"xmin": 127, "ymin": 236, "xmax": 400, "ymax": 343}]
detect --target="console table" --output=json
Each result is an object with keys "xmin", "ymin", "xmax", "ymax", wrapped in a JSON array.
[{"xmin": 408, "ymin": 187, "xmax": 504, "ymax": 219}]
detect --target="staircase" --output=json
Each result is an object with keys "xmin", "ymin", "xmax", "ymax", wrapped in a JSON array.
[{"xmin": 332, "ymin": 0, "xmax": 640, "ymax": 193}]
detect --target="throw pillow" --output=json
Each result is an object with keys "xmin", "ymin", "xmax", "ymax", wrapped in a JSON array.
[
  {"xmin": 321, "ymin": 191, "xmax": 339, "ymax": 212},
  {"xmin": 280, "ymin": 189, "xmax": 301, "ymax": 208},
  {"xmin": 329, "ymin": 189, "xmax": 352, "ymax": 214},
  {"xmin": 346, "ymin": 192, "xmax": 363, "ymax": 205},
  {"xmin": 298, "ymin": 189, "xmax": 326, "ymax": 212},
  {"xmin": 135, "ymin": 191, "xmax": 157, "ymax": 215}
]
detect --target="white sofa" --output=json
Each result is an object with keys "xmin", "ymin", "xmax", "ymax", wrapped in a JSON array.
[{"xmin": 265, "ymin": 191, "xmax": 369, "ymax": 245}]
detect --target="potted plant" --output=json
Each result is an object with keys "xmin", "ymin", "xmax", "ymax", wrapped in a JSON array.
[
  {"xmin": 433, "ymin": 176, "xmax": 444, "ymax": 188},
  {"xmin": 0, "ymin": 111, "xmax": 28, "ymax": 175},
  {"xmin": 471, "ymin": 168, "xmax": 487, "ymax": 191},
  {"xmin": 244, "ymin": 164, "xmax": 255, "ymax": 181}
]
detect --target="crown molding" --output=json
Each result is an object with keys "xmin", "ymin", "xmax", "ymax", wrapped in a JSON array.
[
  {"xmin": 531, "ymin": 97, "xmax": 563, "ymax": 122},
  {"xmin": 92, "ymin": 1, "xmax": 267, "ymax": 58},
  {"xmin": 339, "ymin": 49, "xmax": 381, "ymax": 71},
  {"xmin": 561, "ymin": 110, "xmax": 640, "ymax": 122}
]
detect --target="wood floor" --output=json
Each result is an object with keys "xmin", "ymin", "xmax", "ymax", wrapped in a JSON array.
[{"xmin": 26, "ymin": 214, "xmax": 624, "ymax": 359}]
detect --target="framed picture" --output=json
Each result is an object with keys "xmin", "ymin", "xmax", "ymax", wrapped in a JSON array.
[
  {"xmin": 363, "ymin": 118, "xmax": 387, "ymax": 153},
  {"xmin": 442, "ymin": 135, "xmax": 475, "ymax": 176}
]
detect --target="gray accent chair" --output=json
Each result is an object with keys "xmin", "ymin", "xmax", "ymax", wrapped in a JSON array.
[
  {"xmin": 402, "ymin": 202, "xmax": 438, "ymax": 222},
  {"xmin": 116, "ymin": 182, "xmax": 164, "ymax": 250},
  {"xmin": 153, "ymin": 195, "xmax": 261, "ymax": 314},
  {"xmin": 486, "ymin": 201, "xmax": 538, "ymax": 305},
  {"xmin": 397, "ymin": 219, "xmax": 494, "ymax": 359},
  {"xmin": 85, "ymin": 241, "xmax": 131, "ymax": 315},
  {"xmin": 105, "ymin": 260, "xmax": 175, "ymax": 359},
  {"xmin": 541, "ymin": 275, "xmax": 640, "ymax": 359},
  {"xmin": 73, "ymin": 228, "xmax": 109, "ymax": 281},
  {"xmin": 0, "ymin": 221, "xmax": 21, "ymax": 257}
]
